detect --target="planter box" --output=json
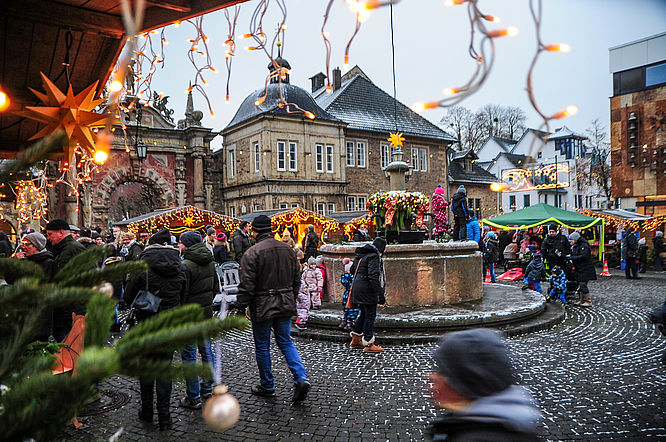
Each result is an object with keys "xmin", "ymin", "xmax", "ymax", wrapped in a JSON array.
[{"xmin": 376, "ymin": 229, "xmax": 427, "ymax": 244}]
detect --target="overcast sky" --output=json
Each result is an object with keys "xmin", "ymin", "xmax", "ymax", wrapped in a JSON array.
[{"xmin": 147, "ymin": 0, "xmax": 666, "ymax": 148}]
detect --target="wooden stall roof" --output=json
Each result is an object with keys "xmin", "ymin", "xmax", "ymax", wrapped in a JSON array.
[
  {"xmin": 114, "ymin": 205, "xmax": 240, "ymax": 234},
  {"xmin": 0, "ymin": 0, "xmax": 246, "ymax": 156}
]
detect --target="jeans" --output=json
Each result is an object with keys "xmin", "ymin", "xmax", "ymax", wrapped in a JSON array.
[
  {"xmin": 181, "ymin": 340, "xmax": 215, "ymax": 400},
  {"xmin": 549, "ymin": 288, "xmax": 567, "ymax": 304},
  {"xmin": 657, "ymin": 253, "xmax": 663, "ymax": 272},
  {"xmin": 523, "ymin": 277, "xmax": 542, "ymax": 294},
  {"xmin": 488, "ymin": 263, "xmax": 496, "ymax": 282},
  {"xmin": 352, "ymin": 303, "xmax": 378, "ymax": 341},
  {"xmin": 139, "ymin": 352, "xmax": 173, "ymax": 417},
  {"xmin": 453, "ymin": 216, "xmax": 467, "ymax": 241},
  {"xmin": 252, "ymin": 317, "xmax": 308, "ymax": 391},
  {"xmin": 625, "ymin": 258, "xmax": 638, "ymax": 279}
]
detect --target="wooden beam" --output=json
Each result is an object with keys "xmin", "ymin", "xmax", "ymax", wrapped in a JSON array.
[
  {"xmin": 141, "ymin": 0, "xmax": 248, "ymax": 32},
  {"xmin": 146, "ymin": 0, "xmax": 192, "ymax": 13},
  {"xmin": 0, "ymin": 1, "xmax": 124, "ymax": 38}
]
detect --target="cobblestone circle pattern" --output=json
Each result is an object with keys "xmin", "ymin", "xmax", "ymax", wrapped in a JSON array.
[{"xmin": 62, "ymin": 270, "xmax": 666, "ymax": 441}]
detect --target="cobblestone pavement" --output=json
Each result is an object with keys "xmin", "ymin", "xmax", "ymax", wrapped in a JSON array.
[{"xmin": 62, "ymin": 270, "xmax": 666, "ymax": 441}]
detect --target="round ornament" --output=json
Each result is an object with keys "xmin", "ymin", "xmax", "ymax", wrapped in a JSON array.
[{"xmin": 202, "ymin": 385, "xmax": 240, "ymax": 431}]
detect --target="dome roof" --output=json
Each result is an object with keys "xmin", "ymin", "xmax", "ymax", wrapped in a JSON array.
[{"xmin": 223, "ymin": 83, "xmax": 341, "ymax": 132}]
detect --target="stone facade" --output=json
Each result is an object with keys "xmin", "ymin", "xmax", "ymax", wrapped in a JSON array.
[
  {"xmin": 447, "ymin": 184, "xmax": 497, "ymax": 220},
  {"xmin": 610, "ymin": 86, "xmax": 666, "ymax": 214}
]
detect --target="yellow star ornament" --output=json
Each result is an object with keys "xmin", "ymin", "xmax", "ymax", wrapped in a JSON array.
[
  {"xmin": 388, "ymin": 132, "xmax": 405, "ymax": 148},
  {"xmin": 16, "ymin": 72, "xmax": 109, "ymax": 165}
]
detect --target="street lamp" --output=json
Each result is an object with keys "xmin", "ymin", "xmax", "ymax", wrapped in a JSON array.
[
  {"xmin": 490, "ymin": 182, "xmax": 508, "ymax": 214},
  {"xmin": 134, "ymin": 105, "xmax": 147, "ymax": 161}
]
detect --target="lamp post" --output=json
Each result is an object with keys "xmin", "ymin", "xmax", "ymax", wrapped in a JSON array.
[
  {"xmin": 490, "ymin": 182, "xmax": 508, "ymax": 215},
  {"xmin": 135, "ymin": 105, "xmax": 147, "ymax": 161}
]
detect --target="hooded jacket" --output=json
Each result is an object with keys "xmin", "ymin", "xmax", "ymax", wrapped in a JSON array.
[
  {"xmin": 350, "ymin": 243, "xmax": 385, "ymax": 305},
  {"xmin": 549, "ymin": 269, "xmax": 567, "ymax": 293},
  {"xmin": 302, "ymin": 265, "xmax": 324, "ymax": 293},
  {"xmin": 524, "ymin": 255, "xmax": 546, "ymax": 282},
  {"xmin": 428, "ymin": 386, "xmax": 541, "ymax": 441},
  {"xmin": 570, "ymin": 237, "xmax": 597, "ymax": 282},
  {"xmin": 485, "ymin": 237, "xmax": 500, "ymax": 264},
  {"xmin": 182, "ymin": 242, "xmax": 217, "ymax": 316},
  {"xmin": 237, "ymin": 234, "xmax": 301, "ymax": 322},
  {"xmin": 622, "ymin": 232, "xmax": 638, "ymax": 259},
  {"xmin": 466, "ymin": 217, "xmax": 481, "ymax": 243},
  {"xmin": 124, "ymin": 244, "xmax": 186, "ymax": 318},
  {"xmin": 232, "ymin": 228, "xmax": 251, "ymax": 262},
  {"xmin": 451, "ymin": 190, "xmax": 469, "ymax": 219},
  {"xmin": 77, "ymin": 236, "xmax": 96, "ymax": 250}
]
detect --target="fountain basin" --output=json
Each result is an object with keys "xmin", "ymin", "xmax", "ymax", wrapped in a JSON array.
[{"xmin": 320, "ymin": 240, "xmax": 482, "ymax": 306}]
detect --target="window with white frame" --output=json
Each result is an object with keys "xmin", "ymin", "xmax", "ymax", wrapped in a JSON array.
[
  {"xmin": 291, "ymin": 202, "xmax": 299, "ymax": 208},
  {"xmin": 357, "ymin": 196, "xmax": 367, "ymax": 211},
  {"xmin": 411, "ymin": 148, "xmax": 419, "ymax": 170},
  {"xmin": 279, "ymin": 202, "xmax": 288, "ymax": 209},
  {"xmin": 356, "ymin": 141, "xmax": 366, "ymax": 168},
  {"xmin": 253, "ymin": 203, "xmax": 260, "ymax": 212},
  {"xmin": 316, "ymin": 202, "xmax": 326, "ymax": 215},
  {"xmin": 325, "ymin": 145, "xmax": 334, "ymax": 173},
  {"xmin": 228, "ymin": 149, "xmax": 236, "ymax": 178},
  {"xmin": 229, "ymin": 206, "xmax": 236, "ymax": 217},
  {"xmin": 315, "ymin": 144, "xmax": 324, "ymax": 172},
  {"xmin": 253, "ymin": 142, "xmax": 260, "ymax": 173},
  {"xmin": 347, "ymin": 196, "xmax": 356, "ymax": 211},
  {"xmin": 381, "ymin": 143, "xmax": 390, "ymax": 168},
  {"xmin": 327, "ymin": 203, "xmax": 335, "ymax": 214},
  {"xmin": 420, "ymin": 148, "xmax": 428, "ymax": 172},
  {"xmin": 277, "ymin": 141, "xmax": 286, "ymax": 171},
  {"xmin": 288, "ymin": 142, "xmax": 298, "ymax": 171},
  {"xmin": 346, "ymin": 141, "xmax": 355, "ymax": 167}
]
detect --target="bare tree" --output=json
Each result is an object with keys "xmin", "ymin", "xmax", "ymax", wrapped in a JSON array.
[
  {"xmin": 439, "ymin": 104, "xmax": 527, "ymax": 152},
  {"xmin": 585, "ymin": 119, "xmax": 613, "ymax": 207}
]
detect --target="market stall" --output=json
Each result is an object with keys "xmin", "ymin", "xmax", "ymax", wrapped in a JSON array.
[
  {"xmin": 114, "ymin": 205, "xmax": 240, "ymax": 237},
  {"xmin": 329, "ymin": 211, "xmax": 374, "ymax": 240},
  {"xmin": 239, "ymin": 208, "xmax": 340, "ymax": 248},
  {"xmin": 483, "ymin": 203, "xmax": 605, "ymax": 259}
]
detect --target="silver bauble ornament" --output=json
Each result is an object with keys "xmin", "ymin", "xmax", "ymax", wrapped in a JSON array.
[{"xmin": 202, "ymin": 385, "xmax": 241, "ymax": 431}]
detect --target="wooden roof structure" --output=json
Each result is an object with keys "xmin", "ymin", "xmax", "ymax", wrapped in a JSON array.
[{"xmin": 0, "ymin": 0, "xmax": 245, "ymax": 156}]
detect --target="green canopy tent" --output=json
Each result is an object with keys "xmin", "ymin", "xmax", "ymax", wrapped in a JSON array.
[{"xmin": 482, "ymin": 203, "xmax": 604, "ymax": 259}]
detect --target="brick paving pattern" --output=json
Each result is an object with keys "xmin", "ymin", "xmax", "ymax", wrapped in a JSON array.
[{"xmin": 62, "ymin": 270, "xmax": 666, "ymax": 441}]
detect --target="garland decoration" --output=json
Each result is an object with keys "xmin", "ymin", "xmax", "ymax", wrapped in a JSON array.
[{"xmin": 368, "ymin": 191, "xmax": 429, "ymax": 232}]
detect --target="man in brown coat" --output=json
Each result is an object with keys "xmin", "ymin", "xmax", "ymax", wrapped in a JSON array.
[{"xmin": 237, "ymin": 215, "xmax": 310, "ymax": 403}]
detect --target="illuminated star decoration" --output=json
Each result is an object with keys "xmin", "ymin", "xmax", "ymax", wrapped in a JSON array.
[
  {"xmin": 16, "ymin": 72, "xmax": 108, "ymax": 166},
  {"xmin": 184, "ymin": 216, "xmax": 196, "ymax": 227},
  {"xmin": 388, "ymin": 131, "xmax": 405, "ymax": 149}
]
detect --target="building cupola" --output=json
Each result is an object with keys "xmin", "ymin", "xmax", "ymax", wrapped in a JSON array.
[{"xmin": 268, "ymin": 57, "xmax": 291, "ymax": 84}]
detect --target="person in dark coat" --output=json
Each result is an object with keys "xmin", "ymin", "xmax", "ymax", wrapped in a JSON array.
[
  {"xmin": 0, "ymin": 232, "xmax": 13, "ymax": 257},
  {"xmin": 522, "ymin": 253, "xmax": 546, "ymax": 294},
  {"xmin": 484, "ymin": 231, "xmax": 500, "ymax": 283},
  {"xmin": 46, "ymin": 218, "xmax": 86, "ymax": 341},
  {"xmin": 177, "ymin": 230, "xmax": 217, "ymax": 410},
  {"xmin": 349, "ymin": 236, "xmax": 387, "ymax": 353},
  {"xmin": 304, "ymin": 224, "xmax": 320, "ymax": 259},
  {"xmin": 498, "ymin": 230, "xmax": 513, "ymax": 269},
  {"xmin": 352, "ymin": 226, "xmax": 370, "ymax": 242},
  {"xmin": 654, "ymin": 231, "xmax": 665, "ymax": 272},
  {"xmin": 450, "ymin": 185, "xmax": 469, "ymax": 241},
  {"xmin": 213, "ymin": 232, "xmax": 231, "ymax": 264},
  {"xmin": 622, "ymin": 226, "xmax": 639, "ymax": 279},
  {"xmin": 541, "ymin": 224, "xmax": 571, "ymax": 270},
  {"xmin": 120, "ymin": 232, "xmax": 143, "ymax": 261},
  {"xmin": 427, "ymin": 329, "xmax": 541, "ymax": 441},
  {"xmin": 568, "ymin": 232, "xmax": 597, "ymax": 307},
  {"xmin": 124, "ymin": 231, "xmax": 186, "ymax": 431},
  {"xmin": 7, "ymin": 232, "xmax": 54, "ymax": 341},
  {"xmin": 638, "ymin": 237, "xmax": 649, "ymax": 273},
  {"xmin": 232, "ymin": 221, "xmax": 251, "ymax": 263},
  {"xmin": 236, "ymin": 215, "xmax": 310, "ymax": 403}
]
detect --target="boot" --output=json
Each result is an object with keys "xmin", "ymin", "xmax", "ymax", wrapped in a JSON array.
[
  {"xmin": 581, "ymin": 292, "xmax": 592, "ymax": 307},
  {"xmin": 158, "ymin": 412, "xmax": 173, "ymax": 431},
  {"xmin": 350, "ymin": 331, "xmax": 364, "ymax": 349},
  {"xmin": 362, "ymin": 336, "xmax": 384, "ymax": 353},
  {"xmin": 572, "ymin": 290, "xmax": 583, "ymax": 306}
]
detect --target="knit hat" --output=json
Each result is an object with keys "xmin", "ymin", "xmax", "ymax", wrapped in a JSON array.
[
  {"xmin": 45, "ymin": 219, "xmax": 70, "ymax": 231},
  {"xmin": 552, "ymin": 265, "xmax": 561, "ymax": 274},
  {"xmin": 69, "ymin": 225, "xmax": 80, "ymax": 232},
  {"xmin": 91, "ymin": 232, "xmax": 101, "ymax": 240},
  {"xmin": 307, "ymin": 257, "xmax": 316, "ymax": 266},
  {"xmin": 315, "ymin": 255, "xmax": 323, "ymax": 265},
  {"xmin": 528, "ymin": 244, "xmax": 537, "ymax": 253},
  {"xmin": 207, "ymin": 227, "xmax": 216, "ymax": 236},
  {"xmin": 179, "ymin": 230, "xmax": 202, "ymax": 248},
  {"xmin": 569, "ymin": 232, "xmax": 581, "ymax": 242},
  {"xmin": 533, "ymin": 252, "xmax": 542, "ymax": 261},
  {"xmin": 252, "ymin": 215, "xmax": 272, "ymax": 233},
  {"xmin": 639, "ymin": 237, "xmax": 646, "ymax": 245},
  {"xmin": 217, "ymin": 232, "xmax": 227, "ymax": 241},
  {"xmin": 343, "ymin": 257, "xmax": 352, "ymax": 273},
  {"xmin": 372, "ymin": 236, "xmax": 387, "ymax": 254},
  {"xmin": 657, "ymin": 231, "xmax": 664, "ymax": 238},
  {"xmin": 149, "ymin": 228, "xmax": 171, "ymax": 245},
  {"xmin": 434, "ymin": 329, "xmax": 513, "ymax": 399},
  {"xmin": 435, "ymin": 184, "xmax": 445, "ymax": 195},
  {"xmin": 24, "ymin": 232, "xmax": 46, "ymax": 251},
  {"xmin": 486, "ymin": 231, "xmax": 496, "ymax": 239},
  {"xmin": 548, "ymin": 224, "xmax": 559, "ymax": 232},
  {"xmin": 457, "ymin": 185, "xmax": 466, "ymax": 195}
]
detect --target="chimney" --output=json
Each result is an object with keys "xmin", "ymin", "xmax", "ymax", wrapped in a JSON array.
[
  {"xmin": 309, "ymin": 72, "xmax": 326, "ymax": 92},
  {"xmin": 332, "ymin": 67, "xmax": 342, "ymax": 91}
]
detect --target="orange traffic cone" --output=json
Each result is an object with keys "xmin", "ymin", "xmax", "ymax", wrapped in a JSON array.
[
  {"xmin": 484, "ymin": 268, "xmax": 492, "ymax": 283},
  {"xmin": 600, "ymin": 260, "xmax": 611, "ymax": 277}
]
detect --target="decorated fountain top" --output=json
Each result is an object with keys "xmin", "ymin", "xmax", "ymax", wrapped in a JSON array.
[{"xmin": 384, "ymin": 132, "xmax": 412, "ymax": 191}]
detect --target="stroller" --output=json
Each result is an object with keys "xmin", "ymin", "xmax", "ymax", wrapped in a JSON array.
[
  {"xmin": 502, "ymin": 243, "xmax": 520, "ymax": 271},
  {"xmin": 213, "ymin": 261, "xmax": 241, "ymax": 317}
]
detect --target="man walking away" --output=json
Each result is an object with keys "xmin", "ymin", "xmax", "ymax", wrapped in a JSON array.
[
  {"xmin": 622, "ymin": 226, "xmax": 639, "ymax": 279},
  {"xmin": 233, "ymin": 221, "xmax": 251, "ymax": 263},
  {"xmin": 46, "ymin": 218, "xmax": 86, "ymax": 341},
  {"xmin": 237, "ymin": 215, "xmax": 310, "ymax": 403},
  {"xmin": 304, "ymin": 224, "xmax": 319, "ymax": 260},
  {"xmin": 451, "ymin": 185, "xmax": 469, "ymax": 241},
  {"xmin": 654, "ymin": 231, "xmax": 665, "ymax": 272},
  {"xmin": 177, "ymin": 230, "xmax": 217, "ymax": 410},
  {"xmin": 568, "ymin": 232, "xmax": 597, "ymax": 307}
]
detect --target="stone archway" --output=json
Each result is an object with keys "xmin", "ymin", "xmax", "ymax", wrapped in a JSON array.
[{"xmin": 92, "ymin": 168, "xmax": 175, "ymax": 227}]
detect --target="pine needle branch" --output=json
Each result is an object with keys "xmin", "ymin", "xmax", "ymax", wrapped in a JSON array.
[
  {"xmin": 84, "ymin": 294, "xmax": 116, "ymax": 348},
  {"xmin": 0, "ymin": 130, "xmax": 67, "ymax": 185},
  {"xmin": 60, "ymin": 261, "xmax": 147, "ymax": 287},
  {"xmin": 0, "ymin": 258, "xmax": 45, "ymax": 282},
  {"xmin": 53, "ymin": 247, "xmax": 110, "ymax": 282},
  {"xmin": 119, "ymin": 304, "xmax": 204, "ymax": 345}
]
